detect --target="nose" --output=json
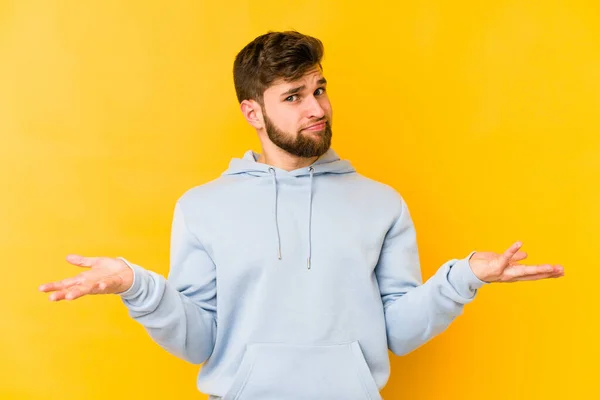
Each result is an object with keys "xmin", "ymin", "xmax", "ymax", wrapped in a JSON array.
[{"xmin": 305, "ymin": 95, "xmax": 325, "ymax": 119}]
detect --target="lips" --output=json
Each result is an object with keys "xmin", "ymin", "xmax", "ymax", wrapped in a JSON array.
[{"xmin": 303, "ymin": 121, "xmax": 326, "ymax": 131}]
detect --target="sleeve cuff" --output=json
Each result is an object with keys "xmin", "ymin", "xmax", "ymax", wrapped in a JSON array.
[
  {"xmin": 116, "ymin": 257, "xmax": 147, "ymax": 300},
  {"xmin": 447, "ymin": 251, "xmax": 489, "ymax": 299}
]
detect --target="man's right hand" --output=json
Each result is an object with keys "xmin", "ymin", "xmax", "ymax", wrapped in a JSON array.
[{"xmin": 39, "ymin": 255, "xmax": 134, "ymax": 301}]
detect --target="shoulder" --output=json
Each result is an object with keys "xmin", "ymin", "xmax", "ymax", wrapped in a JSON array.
[
  {"xmin": 328, "ymin": 172, "xmax": 409, "ymax": 223},
  {"xmin": 174, "ymin": 175, "xmax": 240, "ymax": 210},
  {"xmin": 352, "ymin": 172, "xmax": 407, "ymax": 205}
]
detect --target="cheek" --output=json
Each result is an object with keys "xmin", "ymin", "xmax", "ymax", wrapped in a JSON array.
[
  {"xmin": 271, "ymin": 109, "xmax": 297, "ymax": 132},
  {"xmin": 321, "ymin": 98, "xmax": 333, "ymax": 117}
]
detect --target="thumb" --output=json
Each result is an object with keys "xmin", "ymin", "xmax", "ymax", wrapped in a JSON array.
[
  {"xmin": 66, "ymin": 254, "xmax": 100, "ymax": 268},
  {"xmin": 496, "ymin": 241, "xmax": 523, "ymax": 269}
]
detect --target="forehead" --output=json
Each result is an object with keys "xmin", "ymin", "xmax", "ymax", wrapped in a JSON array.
[{"xmin": 268, "ymin": 67, "xmax": 325, "ymax": 91}]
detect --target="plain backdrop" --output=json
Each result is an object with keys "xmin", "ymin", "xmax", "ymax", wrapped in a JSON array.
[{"xmin": 1, "ymin": 0, "xmax": 597, "ymax": 399}]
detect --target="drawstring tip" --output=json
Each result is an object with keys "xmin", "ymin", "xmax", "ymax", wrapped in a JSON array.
[
  {"xmin": 277, "ymin": 249, "xmax": 282, "ymax": 260},
  {"xmin": 307, "ymin": 258, "xmax": 311, "ymax": 269}
]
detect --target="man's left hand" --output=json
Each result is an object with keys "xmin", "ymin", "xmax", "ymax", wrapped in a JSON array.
[{"xmin": 469, "ymin": 241, "xmax": 564, "ymax": 283}]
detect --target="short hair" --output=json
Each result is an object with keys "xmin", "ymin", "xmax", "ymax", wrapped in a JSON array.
[{"xmin": 233, "ymin": 30, "xmax": 324, "ymax": 105}]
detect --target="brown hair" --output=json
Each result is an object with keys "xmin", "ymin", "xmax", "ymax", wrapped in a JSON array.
[{"xmin": 233, "ymin": 30, "xmax": 324, "ymax": 105}]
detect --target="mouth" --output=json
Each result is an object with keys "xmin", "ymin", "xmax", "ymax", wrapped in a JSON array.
[{"xmin": 302, "ymin": 121, "xmax": 327, "ymax": 132}]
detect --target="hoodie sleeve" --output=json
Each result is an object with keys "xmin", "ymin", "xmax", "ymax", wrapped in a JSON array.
[
  {"xmin": 375, "ymin": 198, "xmax": 488, "ymax": 356},
  {"xmin": 116, "ymin": 201, "xmax": 217, "ymax": 364}
]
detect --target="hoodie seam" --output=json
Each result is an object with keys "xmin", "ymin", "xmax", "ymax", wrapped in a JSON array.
[
  {"xmin": 177, "ymin": 201, "xmax": 216, "ymax": 266},
  {"xmin": 380, "ymin": 197, "xmax": 407, "ymax": 253}
]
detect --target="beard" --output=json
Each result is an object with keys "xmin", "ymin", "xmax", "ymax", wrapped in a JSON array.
[{"xmin": 263, "ymin": 111, "xmax": 332, "ymax": 158}]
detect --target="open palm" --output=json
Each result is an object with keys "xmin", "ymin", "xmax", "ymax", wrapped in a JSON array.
[
  {"xmin": 38, "ymin": 255, "xmax": 133, "ymax": 301},
  {"xmin": 469, "ymin": 242, "xmax": 564, "ymax": 283}
]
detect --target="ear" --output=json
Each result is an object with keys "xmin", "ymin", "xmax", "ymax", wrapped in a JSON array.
[{"xmin": 240, "ymin": 99, "xmax": 264, "ymax": 130}]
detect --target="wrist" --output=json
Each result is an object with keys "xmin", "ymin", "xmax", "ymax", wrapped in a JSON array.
[
  {"xmin": 468, "ymin": 252, "xmax": 490, "ymax": 283},
  {"xmin": 115, "ymin": 257, "xmax": 136, "ymax": 295}
]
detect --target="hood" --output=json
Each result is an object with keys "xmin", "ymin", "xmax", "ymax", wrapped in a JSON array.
[
  {"xmin": 221, "ymin": 148, "xmax": 356, "ymax": 269},
  {"xmin": 222, "ymin": 148, "xmax": 355, "ymax": 177}
]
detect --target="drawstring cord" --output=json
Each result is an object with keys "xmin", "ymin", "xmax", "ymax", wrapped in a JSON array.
[
  {"xmin": 269, "ymin": 166, "xmax": 315, "ymax": 269},
  {"xmin": 307, "ymin": 166, "xmax": 314, "ymax": 269},
  {"xmin": 269, "ymin": 167, "xmax": 282, "ymax": 260}
]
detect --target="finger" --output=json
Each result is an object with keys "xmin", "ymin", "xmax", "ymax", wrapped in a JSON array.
[
  {"xmin": 39, "ymin": 281, "xmax": 64, "ymax": 293},
  {"xmin": 510, "ymin": 250, "xmax": 528, "ymax": 262},
  {"xmin": 505, "ymin": 264, "xmax": 563, "ymax": 279},
  {"xmin": 48, "ymin": 284, "xmax": 90, "ymax": 301},
  {"xmin": 39, "ymin": 275, "xmax": 84, "ymax": 293},
  {"xmin": 48, "ymin": 289, "xmax": 70, "ymax": 301},
  {"xmin": 512, "ymin": 270, "xmax": 564, "ymax": 281},
  {"xmin": 471, "ymin": 250, "xmax": 527, "ymax": 263},
  {"xmin": 66, "ymin": 255, "xmax": 100, "ymax": 268},
  {"xmin": 49, "ymin": 279, "xmax": 101, "ymax": 300},
  {"xmin": 497, "ymin": 241, "xmax": 523, "ymax": 268},
  {"xmin": 63, "ymin": 284, "xmax": 93, "ymax": 300}
]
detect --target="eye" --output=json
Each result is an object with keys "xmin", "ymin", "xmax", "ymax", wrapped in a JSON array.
[
  {"xmin": 314, "ymin": 87, "xmax": 326, "ymax": 96},
  {"xmin": 285, "ymin": 95, "xmax": 298, "ymax": 102}
]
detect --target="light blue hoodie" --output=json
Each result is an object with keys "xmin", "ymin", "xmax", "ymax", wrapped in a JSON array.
[{"xmin": 118, "ymin": 148, "xmax": 488, "ymax": 399}]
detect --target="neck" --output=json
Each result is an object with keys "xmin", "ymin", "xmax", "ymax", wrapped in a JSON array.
[{"xmin": 256, "ymin": 141, "xmax": 319, "ymax": 172}]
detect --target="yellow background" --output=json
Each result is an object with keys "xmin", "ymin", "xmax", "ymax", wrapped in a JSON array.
[{"xmin": 1, "ymin": 0, "xmax": 597, "ymax": 398}]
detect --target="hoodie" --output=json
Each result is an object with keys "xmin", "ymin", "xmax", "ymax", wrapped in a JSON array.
[{"xmin": 118, "ymin": 148, "xmax": 488, "ymax": 400}]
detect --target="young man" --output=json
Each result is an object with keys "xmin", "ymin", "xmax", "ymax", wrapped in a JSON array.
[{"xmin": 39, "ymin": 31, "xmax": 564, "ymax": 400}]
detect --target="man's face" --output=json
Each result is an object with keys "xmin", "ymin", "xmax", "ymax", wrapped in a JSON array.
[{"xmin": 260, "ymin": 67, "xmax": 333, "ymax": 158}]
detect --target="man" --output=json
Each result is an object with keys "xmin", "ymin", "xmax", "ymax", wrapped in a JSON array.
[{"xmin": 39, "ymin": 31, "xmax": 564, "ymax": 400}]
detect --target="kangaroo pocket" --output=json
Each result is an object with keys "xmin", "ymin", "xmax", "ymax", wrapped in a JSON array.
[{"xmin": 222, "ymin": 341, "xmax": 382, "ymax": 400}]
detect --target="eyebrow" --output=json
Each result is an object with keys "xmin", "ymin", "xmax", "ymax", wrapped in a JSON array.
[{"xmin": 280, "ymin": 78, "xmax": 328, "ymax": 97}]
